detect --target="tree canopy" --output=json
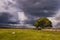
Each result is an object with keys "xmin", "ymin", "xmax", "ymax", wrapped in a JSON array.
[{"xmin": 34, "ymin": 17, "xmax": 52, "ymax": 29}]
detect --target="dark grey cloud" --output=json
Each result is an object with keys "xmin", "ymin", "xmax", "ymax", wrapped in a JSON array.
[
  {"xmin": 16, "ymin": 0, "xmax": 60, "ymax": 27},
  {"xmin": 0, "ymin": 12, "xmax": 19, "ymax": 24},
  {"xmin": 0, "ymin": 12, "xmax": 11, "ymax": 27},
  {"xmin": 0, "ymin": 12, "xmax": 20, "ymax": 28},
  {"xmin": 17, "ymin": 0, "xmax": 58, "ymax": 17},
  {"xmin": 0, "ymin": 0, "xmax": 60, "ymax": 28},
  {"xmin": 24, "ymin": 19, "xmax": 35, "ymax": 25},
  {"xmin": 0, "ymin": 12, "xmax": 13, "ymax": 23}
]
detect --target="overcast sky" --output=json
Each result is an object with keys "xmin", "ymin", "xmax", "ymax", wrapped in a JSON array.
[{"xmin": 0, "ymin": 0, "xmax": 60, "ymax": 28}]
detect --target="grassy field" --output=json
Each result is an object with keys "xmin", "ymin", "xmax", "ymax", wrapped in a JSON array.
[{"xmin": 0, "ymin": 29, "xmax": 60, "ymax": 40}]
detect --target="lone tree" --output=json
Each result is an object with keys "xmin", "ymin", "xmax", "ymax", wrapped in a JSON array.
[{"xmin": 34, "ymin": 17, "xmax": 52, "ymax": 29}]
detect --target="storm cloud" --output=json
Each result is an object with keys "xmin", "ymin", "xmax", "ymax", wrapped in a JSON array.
[
  {"xmin": 0, "ymin": 0, "xmax": 19, "ymax": 23},
  {"xmin": 0, "ymin": 12, "xmax": 12, "ymax": 23},
  {"xmin": 17, "ymin": 0, "xmax": 60, "ymax": 28},
  {"xmin": 0, "ymin": 0, "xmax": 60, "ymax": 28},
  {"xmin": 17, "ymin": 0, "xmax": 58, "ymax": 17}
]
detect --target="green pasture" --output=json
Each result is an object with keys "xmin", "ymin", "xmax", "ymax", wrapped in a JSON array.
[{"xmin": 0, "ymin": 29, "xmax": 60, "ymax": 40}]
